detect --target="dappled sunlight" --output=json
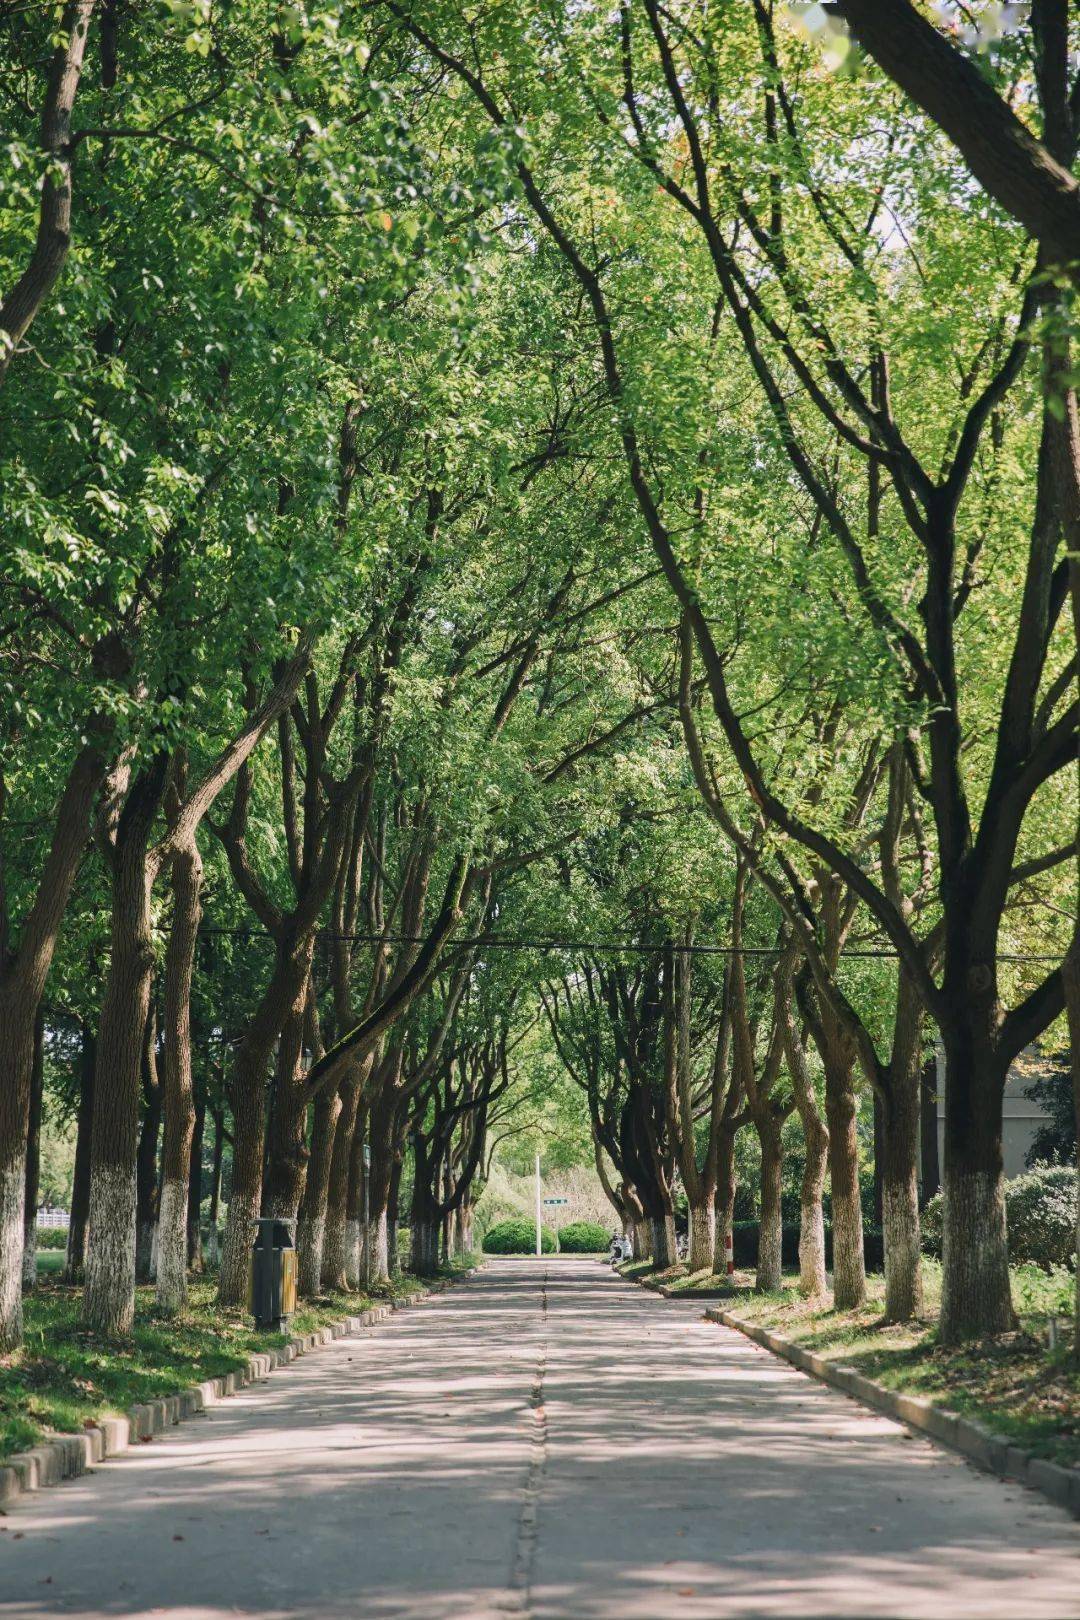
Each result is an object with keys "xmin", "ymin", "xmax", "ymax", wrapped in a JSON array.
[{"xmin": 1, "ymin": 1260, "xmax": 1077, "ymax": 1618}]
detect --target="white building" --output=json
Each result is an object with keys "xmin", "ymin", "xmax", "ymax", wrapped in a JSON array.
[{"xmin": 934, "ymin": 1046, "xmax": 1052, "ymax": 1181}]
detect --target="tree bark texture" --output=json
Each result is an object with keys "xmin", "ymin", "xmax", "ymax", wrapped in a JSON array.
[
  {"xmin": 64, "ymin": 1026, "xmax": 95, "ymax": 1282},
  {"xmin": 84, "ymin": 761, "xmax": 166, "ymax": 1336},
  {"xmin": 21, "ymin": 1011, "xmax": 44, "ymax": 1291},
  {"xmin": 156, "ymin": 832, "xmax": 202, "ymax": 1313}
]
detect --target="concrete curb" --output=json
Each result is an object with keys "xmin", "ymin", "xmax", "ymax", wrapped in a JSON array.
[
  {"xmin": 0, "ymin": 1267, "xmax": 477, "ymax": 1511},
  {"xmin": 703, "ymin": 1303, "xmax": 1080, "ymax": 1521}
]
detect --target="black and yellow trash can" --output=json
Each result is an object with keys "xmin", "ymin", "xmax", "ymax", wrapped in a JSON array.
[{"xmin": 249, "ymin": 1218, "xmax": 297, "ymax": 1330}]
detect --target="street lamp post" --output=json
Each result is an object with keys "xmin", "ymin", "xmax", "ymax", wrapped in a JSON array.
[{"xmin": 535, "ymin": 1152, "xmax": 541, "ymax": 1257}]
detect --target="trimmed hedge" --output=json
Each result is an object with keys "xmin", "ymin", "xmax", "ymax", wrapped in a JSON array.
[
  {"xmin": 922, "ymin": 1164, "xmax": 1076, "ymax": 1270},
  {"xmin": 732, "ymin": 1221, "xmax": 884, "ymax": 1272},
  {"xmin": 482, "ymin": 1218, "xmax": 556, "ymax": 1255},
  {"xmin": 35, "ymin": 1228, "xmax": 67, "ymax": 1251},
  {"xmin": 558, "ymin": 1220, "xmax": 610, "ymax": 1253}
]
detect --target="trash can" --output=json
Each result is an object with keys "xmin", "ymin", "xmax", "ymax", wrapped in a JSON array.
[{"xmin": 249, "ymin": 1218, "xmax": 297, "ymax": 1330}]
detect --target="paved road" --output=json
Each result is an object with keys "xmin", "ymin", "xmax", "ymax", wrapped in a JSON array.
[{"xmin": 2, "ymin": 1258, "xmax": 1078, "ymax": 1619}]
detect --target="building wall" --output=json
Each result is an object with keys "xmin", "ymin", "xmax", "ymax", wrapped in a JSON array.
[{"xmin": 935, "ymin": 1046, "xmax": 1050, "ymax": 1182}]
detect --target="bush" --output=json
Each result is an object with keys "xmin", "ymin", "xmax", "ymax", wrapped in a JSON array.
[
  {"xmin": 482, "ymin": 1218, "xmax": 556, "ymax": 1255},
  {"xmin": 1005, "ymin": 1165, "xmax": 1076, "ymax": 1270},
  {"xmin": 921, "ymin": 1193, "xmax": 944, "ymax": 1258},
  {"xmin": 35, "ymin": 1227, "xmax": 67, "ymax": 1251},
  {"xmin": 558, "ymin": 1220, "xmax": 610, "ymax": 1253},
  {"xmin": 921, "ymin": 1164, "xmax": 1076, "ymax": 1271}
]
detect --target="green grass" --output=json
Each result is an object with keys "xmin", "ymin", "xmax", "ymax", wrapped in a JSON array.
[
  {"xmin": 614, "ymin": 1258, "xmax": 754, "ymax": 1297},
  {"xmin": 0, "ymin": 1258, "xmax": 475, "ymax": 1462},
  {"xmin": 699, "ymin": 1260, "xmax": 1080, "ymax": 1468}
]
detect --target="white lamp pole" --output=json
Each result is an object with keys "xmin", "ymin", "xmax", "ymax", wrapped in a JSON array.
[{"xmin": 535, "ymin": 1153, "xmax": 542, "ymax": 1257}]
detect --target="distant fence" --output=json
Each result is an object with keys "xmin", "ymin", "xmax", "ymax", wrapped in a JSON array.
[{"xmin": 36, "ymin": 1207, "xmax": 70, "ymax": 1230}]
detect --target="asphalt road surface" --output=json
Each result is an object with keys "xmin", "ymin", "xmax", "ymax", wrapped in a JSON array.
[{"xmin": 2, "ymin": 1257, "xmax": 1078, "ymax": 1619}]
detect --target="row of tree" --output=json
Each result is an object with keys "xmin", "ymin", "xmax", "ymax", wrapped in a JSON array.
[{"xmin": 1, "ymin": 2, "xmax": 1078, "ymax": 1348}]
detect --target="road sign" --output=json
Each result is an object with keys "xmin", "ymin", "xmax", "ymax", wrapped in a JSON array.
[{"xmin": 542, "ymin": 1197, "xmax": 568, "ymax": 1205}]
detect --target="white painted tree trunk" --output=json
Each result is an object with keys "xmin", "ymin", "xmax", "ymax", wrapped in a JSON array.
[
  {"xmin": 322, "ymin": 1206, "xmax": 348, "ymax": 1289},
  {"xmin": 296, "ymin": 1211, "xmax": 325, "ymax": 1298},
  {"xmin": 156, "ymin": 1179, "xmax": 188, "ymax": 1314},
  {"xmin": 941, "ymin": 1168, "xmax": 1013, "ymax": 1339},
  {"xmin": 882, "ymin": 1176, "xmax": 922, "ymax": 1321},
  {"xmin": 219, "ymin": 1187, "xmax": 259, "ymax": 1308},
  {"xmin": 411, "ymin": 1219, "xmax": 440, "ymax": 1275},
  {"xmin": 0, "ymin": 1164, "xmax": 25, "ymax": 1347},
  {"xmin": 372, "ymin": 1208, "xmax": 389, "ymax": 1284},
  {"xmin": 688, "ymin": 1201, "xmax": 714, "ymax": 1273},
  {"xmin": 22, "ymin": 1220, "xmax": 37, "ymax": 1290},
  {"xmin": 345, "ymin": 1217, "xmax": 362, "ymax": 1289},
  {"xmin": 650, "ymin": 1212, "xmax": 676, "ymax": 1269},
  {"xmin": 85, "ymin": 1165, "xmax": 137, "ymax": 1336}
]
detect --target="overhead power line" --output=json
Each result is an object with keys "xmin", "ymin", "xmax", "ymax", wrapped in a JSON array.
[{"xmin": 191, "ymin": 924, "xmax": 1065, "ymax": 966}]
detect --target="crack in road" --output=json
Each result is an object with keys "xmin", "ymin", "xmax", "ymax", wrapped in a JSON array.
[{"xmin": 505, "ymin": 1265, "xmax": 549, "ymax": 1616}]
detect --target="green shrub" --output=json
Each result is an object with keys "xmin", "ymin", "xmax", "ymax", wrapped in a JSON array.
[
  {"xmin": 482, "ymin": 1218, "xmax": 556, "ymax": 1255},
  {"xmin": 35, "ymin": 1227, "xmax": 68, "ymax": 1251},
  {"xmin": 1006, "ymin": 1165, "xmax": 1076, "ymax": 1270},
  {"xmin": 921, "ymin": 1193, "xmax": 944, "ymax": 1259},
  {"xmin": 921, "ymin": 1165, "xmax": 1076, "ymax": 1271},
  {"xmin": 558, "ymin": 1220, "xmax": 609, "ymax": 1253}
]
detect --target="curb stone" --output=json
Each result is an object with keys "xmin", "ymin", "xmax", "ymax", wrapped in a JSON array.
[
  {"xmin": 701, "ymin": 1302, "xmax": 1080, "ymax": 1522},
  {"xmin": 0, "ymin": 1267, "xmax": 478, "ymax": 1511}
]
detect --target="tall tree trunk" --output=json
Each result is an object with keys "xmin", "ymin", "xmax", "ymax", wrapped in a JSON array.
[
  {"xmin": 824, "ymin": 1047, "xmax": 866, "ymax": 1311},
  {"xmin": 186, "ymin": 1089, "xmax": 205, "ymax": 1272},
  {"xmin": 798, "ymin": 1119, "xmax": 829, "ymax": 1302},
  {"xmin": 939, "ymin": 1023, "xmax": 1014, "ymax": 1341},
  {"xmin": 881, "ymin": 1081, "xmax": 924, "ymax": 1322},
  {"xmin": 156, "ymin": 833, "xmax": 202, "ymax": 1313},
  {"xmin": 297, "ymin": 1081, "xmax": 341, "ymax": 1297},
  {"xmin": 409, "ymin": 1183, "xmax": 441, "ymax": 1277},
  {"xmin": 780, "ymin": 985, "xmax": 828, "ymax": 1299},
  {"xmin": 135, "ymin": 1015, "xmax": 162, "ymax": 1283},
  {"xmin": 64, "ymin": 1025, "xmax": 95, "ymax": 1282},
  {"xmin": 713, "ymin": 1125, "xmax": 737, "ymax": 1275},
  {"xmin": 387, "ymin": 1152, "xmax": 403, "ymax": 1277},
  {"xmin": 84, "ymin": 762, "xmax": 165, "ymax": 1335},
  {"xmin": 344, "ymin": 1100, "xmax": 369, "ymax": 1289},
  {"xmin": 367, "ymin": 1091, "xmax": 396, "ymax": 1285},
  {"xmin": 0, "ymin": 740, "xmax": 109, "ymax": 1346},
  {"xmin": 756, "ymin": 1118, "xmax": 784, "ymax": 1293},
  {"xmin": 1064, "ymin": 948, "xmax": 1080, "ymax": 1359},
  {"xmin": 453, "ymin": 1201, "xmax": 473, "ymax": 1256},
  {"xmin": 687, "ymin": 1199, "xmax": 714, "ymax": 1273},
  {"xmin": 218, "ymin": 944, "xmax": 309, "ymax": 1306},
  {"xmin": 206, "ymin": 1106, "xmax": 223, "ymax": 1268},
  {"xmin": 262, "ymin": 960, "xmax": 315, "ymax": 1221},
  {"xmin": 322, "ymin": 1065, "xmax": 363, "ymax": 1289},
  {"xmin": 919, "ymin": 1056, "xmax": 940, "ymax": 1205},
  {"xmin": 408, "ymin": 1134, "xmax": 441, "ymax": 1277},
  {"xmin": 21, "ymin": 1011, "xmax": 45, "ymax": 1291},
  {"xmin": 218, "ymin": 1045, "xmax": 268, "ymax": 1307},
  {"xmin": 649, "ymin": 1206, "xmax": 676, "ymax": 1269}
]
